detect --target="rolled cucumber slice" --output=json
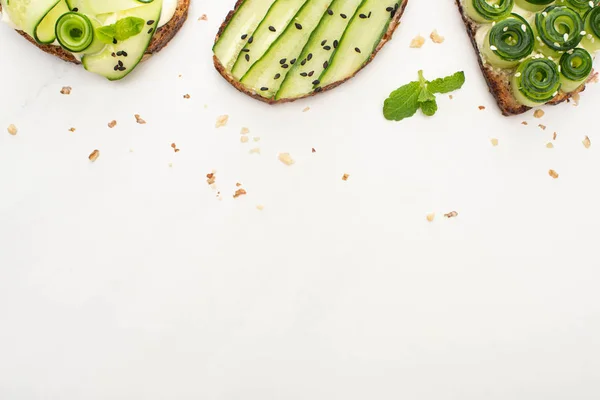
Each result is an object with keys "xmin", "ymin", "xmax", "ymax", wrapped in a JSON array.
[
  {"xmin": 276, "ymin": 0, "xmax": 363, "ymax": 100},
  {"xmin": 318, "ymin": 0, "xmax": 401, "ymax": 88},
  {"xmin": 231, "ymin": 0, "xmax": 309, "ymax": 80},
  {"xmin": 213, "ymin": 0, "xmax": 279, "ymax": 72},
  {"xmin": 0, "ymin": 0, "xmax": 62, "ymax": 38},
  {"xmin": 240, "ymin": 0, "xmax": 334, "ymax": 99},
  {"xmin": 82, "ymin": 0, "xmax": 162, "ymax": 80},
  {"xmin": 66, "ymin": 0, "xmax": 152, "ymax": 15},
  {"xmin": 34, "ymin": 0, "xmax": 70, "ymax": 44}
]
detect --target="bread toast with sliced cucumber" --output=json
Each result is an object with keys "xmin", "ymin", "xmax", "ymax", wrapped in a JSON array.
[
  {"xmin": 456, "ymin": 0, "xmax": 597, "ymax": 116},
  {"xmin": 0, "ymin": 0, "xmax": 189, "ymax": 80},
  {"xmin": 213, "ymin": 0, "xmax": 408, "ymax": 103}
]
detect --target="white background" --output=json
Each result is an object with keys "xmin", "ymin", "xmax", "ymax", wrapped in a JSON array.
[{"xmin": 1, "ymin": 0, "xmax": 600, "ymax": 399}]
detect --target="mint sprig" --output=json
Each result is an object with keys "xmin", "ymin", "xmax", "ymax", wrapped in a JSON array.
[
  {"xmin": 383, "ymin": 70, "xmax": 465, "ymax": 121},
  {"xmin": 96, "ymin": 17, "xmax": 146, "ymax": 44}
]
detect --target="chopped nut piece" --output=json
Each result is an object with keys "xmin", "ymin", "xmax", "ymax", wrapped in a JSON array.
[
  {"xmin": 302, "ymin": 106, "xmax": 310, "ymax": 112},
  {"xmin": 249, "ymin": 147, "xmax": 261, "ymax": 154},
  {"xmin": 183, "ymin": 94, "xmax": 191, "ymax": 99},
  {"xmin": 278, "ymin": 152, "xmax": 295, "ymax": 165},
  {"xmin": 449, "ymin": 95, "xmax": 453, "ymax": 100},
  {"xmin": 256, "ymin": 205, "xmax": 264, "ymax": 211},
  {"xmin": 538, "ymin": 124, "xmax": 546, "ymax": 130},
  {"xmin": 521, "ymin": 121, "xmax": 528, "ymax": 125},
  {"xmin": 583, "ymin": 135, "xmax": 591, "ymax": 149},
  {"xmin": 60, "ymin": 86, "xmax": 72, "ymax": 95},
  {"xmin": 108, "ymin": 120, "xmax": 117, "ymax": 128},
  {"xmin": 198, "ymin": 14, "xmax": 207, "ymax": 21},
  {"xmin": 68, "ymin": 127, "xmax": 76, "ymax": 132},
  {"xmin": 240, "ymin": 127, "xmax": 250, "ymax": 135},
  {"xmin": 490, "ymin": 138, "xmax": 499, "ymax": 146},
  {"xmin": 546, "ymin": 142, "xmax": 554, "ymax": 149},
  {"xmin": 215, "ymin": 115, "xmax": 229, "ymax": 128},
  {"xmin": 342, "ymin": 173, "xmax": 350, "ymax": 181},
  {"xmin": 311, "ymin": 148, "xmax": 316, "ymax": 153},
  {"xmin": 240, "ymin": 136, "xmax": 249, "ymax": 143},
  {"xmin": 206, "ymin": 172, "xmax": 216, "ymax": 185},
  {"xmin": 548, "ymin": 169, "xmax": 559, "ymax": 179},
  {"xmin": 426, "ymin": 213, "xmax": 435, "ymax": 222},
  {"xmin": 89, "ymin": 149, "xmax": 100, "ymax": 162},
  {"xmin": 410, "ymin": 34, "xmax": 425, "ymax": 48},
  {"xmin": 236, "ymin": 182, "xmax": 242, "ymax": 187},
  {"xmin": 478, "ymin": 105, "xmax": 485, "ymax": 110},
  {"xmin": 233, "ymin": 188, "xmax": 247, "ymax": 198},
  {"xmin": 7, "ymin": 124, "xmax": 17, "ymax": 135},
  {"xmin": 444, "ymin": 211, "xmax": 458, "ymax": 219},
  {"xmin": 533, "ymin": 109, "xmax": 545, "ymax": 118},
  {"xmin": 171, "ymin": 143, "xmax": 180, "ymax": 152},
  {"xmin": 134, "ymin": 114, "xmax": 146, "ymax": 124},
  {"xmin": 430, "ymin": 29, "xmax": 445, "ymax": 44}
]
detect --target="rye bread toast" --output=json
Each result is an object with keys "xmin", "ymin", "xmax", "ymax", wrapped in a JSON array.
[
  {"xmin": 213, "ymin": 0, "xmax": 409, "ymax": 104},
  {"xmin": 0, "ymin": 0, "xmax": 189, "ymax": 65},
  {"xmin": 456, "ymin": 0, "xmax": 590, "ymax": 116}
]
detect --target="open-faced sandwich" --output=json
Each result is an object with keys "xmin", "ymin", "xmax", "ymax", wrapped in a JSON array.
[
  {"xmin": 458, "ymin": 0, "xmax": 599, "ymax": 115},
  {"xmin": 213, "ymin": 0, "xmax": 408, "ymax": 103},
  {"xmin": 0, "ymin": 0, "xmax": 189, "ymax": 80}
]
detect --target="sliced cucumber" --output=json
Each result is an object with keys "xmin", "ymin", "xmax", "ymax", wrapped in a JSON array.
[
  {"xmin": 318, "ymin": 0, "xmax": 400, "ymax": 88},
  {"xmin": 34, "ymin": 0, "xmax": 69, "ymax": 44},
  {"xmin": 276, "ymin": 0, "xmax": 363, "ymax": 100},
  {"xmin": 66, "ymin": 0, "xmax": 151, "ymax": 15},
  {"xmin": 0, "ymin": 0, "xmax": 62, "ymax": 38},
  {"xmin": 213, "ymin": 0, "xmax": 279, "ymax": 72},
  {"xmin": 240, "ymin": 0, "xmax": 334, "ymax": 99},
  {"xmin": 82, "ymin": 0, "xmax": 162, "ymax": 80},
  {"xmin": 231, "ymin": 0, "xmax": 309, "ymax": 80}
]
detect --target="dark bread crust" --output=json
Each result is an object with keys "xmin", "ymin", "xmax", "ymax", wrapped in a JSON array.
[
  {"xmin": 456, "ymin": 0, "xmax": 588, "ymax": 116},
  {"xmin": 0, "ymin": 0, "xmax": 189, "ymax": 65},
  {"xmin": 213, "ymin": 0, "xmax": 409, "ymax": 104}
]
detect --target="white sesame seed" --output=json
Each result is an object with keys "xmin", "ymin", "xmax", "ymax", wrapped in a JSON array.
[
  {"xmin": 515, "ymin": 72, "xmax": 522, "ymax": 77},
  {"xmin": 590, "ymin": 1, "xmax": 594, "ymax": 7},
  {"xmin": 552, "ymin": 91, "xmax": 558, "ymax": 97},
  {"xmin": 521, "ymin": 24, "xmax": 527, "ymax": 32},
  {"xmin": 563, "ymin": 33, "xmax": 569, "ymax": 41},
  {"xmin": 490, "ymin": 45, "xmax": 498, "ymax": 50},
  {"xmin": 581, "ymin": 30, "xmax": 587, "ymax": 35}
]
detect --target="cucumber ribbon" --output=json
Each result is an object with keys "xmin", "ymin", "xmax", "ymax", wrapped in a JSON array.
[
  {"xmin": 55, "ymin": 12, "xmax": 94, "ymax": 53},
  {"xmin": 512, "ymin": 58, "xmax": 561, "ymax": 106}
]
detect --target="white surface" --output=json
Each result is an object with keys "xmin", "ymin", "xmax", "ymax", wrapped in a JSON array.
[{"xmin": 1, "ymin": 1, "xmax": 600, "ymax": 399}]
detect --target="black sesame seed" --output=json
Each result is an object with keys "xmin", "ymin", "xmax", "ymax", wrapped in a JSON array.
[
  {"xmin": 241, "ymin": 34, "xmax": 248, "ymax": 40},
  {"xmin": 368, "ymin": 11, "xmax": 372, "ymax": 18},
  {"xmin": 116, "ymin": 50, "xmax": 123, "ymax": 56},
  {"xmin": 290, "ymin": 58, "xmax": 296, "ymax": 64},
  {"xmin": 301, "ymin": 59, "xmax": 307, "ymax": 66},
  {"xmin": 323, "ymin": 45, "xmax": 331, "ymax": 50},
  {"xmin": 386, "ymin": 6, "xmax": 393, "ymax": 11},
  {"xmin": 241, "ymin": 48, "xmax": 250, "ymax": 52},
  {"xmin": 274, "ymin": 73, "xmax": 281, "ymax": 79},
  {"xmin": 282, "ymin": 64, "xmax": 289, "ymax": 69},
  {"xmin": 113, "ymin": 38, "xmax": 117, "ymax": 44},
  {"xmin": 312, "ymin": 80, "xmax": 320, "ymax": 85},
  {"xmin": 245, "ymin": 54, "xmax": 250, "ymax": 62},
  {"xmin": 118, "ymin": 60, "xmax": 123, "ymax": 67},
  {"xmin": 295, "ymin": 23, "xmax": 302, "ymax": 30},
  {"xmin": 355, "ymin": 47, "xmax": 361, "ymax": 53},
  {"xmin": 323, "ymin": 61, "xmax": 328, "ymax": 69},
  {"xmin": 248, "ymin": 36, "xmax": 254, "ymax": 43},
  {"xmin": 340, "ymin": 13, "xmax": 347, "ymax": 18},
  {"xmin": 114, "ymin": 65, "xmax": 119, "ymax": 71},
  {"xmin": 73, "ymin": 7, "xmax": 78, "ymax": 11},
  {"xmin": 280, "ymin": 58, "xmax": 287, "ymax": 64},
  {"xmin": 315, "ymin": 87, "xmax": 323, "ymax": 92},
  {"xmin": 148, "ymin": 27, "xmax": 154, "ymax": 34},
  {"xmin": 300, "ymin": 72, "xmax": 308, "ymax": 77},
  {"xmin": 260, "ymin": 87, "xmax": 268, "ymax": 91},
  {"xmin": 147, "ymin": 20, "xmax": 155, "ymax": 25},
  {"xmin": 308, "ymin": 71, "xmax": 314, "ymax": 77},
  {"xmin": 395, "ymin": 3, "xmax": 399, "ymax": 10},
  {"xmin": 359, "ymin": 13, "xmax": 367, "ymax": 18},
  {"xmin": 307, "ymin": 53, "xmax": 313, "ymax": 61},
  {"xmin": 269, "ymin": 26, "xmax": 276, "ymax": 32},
  {"xmin": 390, "ymin": 9, "xmax": 396, "ymax": 17},
  {"xmin": 119, "ymin": 66, "xmax": 126, "ymax": 71},
  {"xmin": 327, "ymin": 9, "xmax": 333, "ymax": 15},
  {"xmin": 321, "ymin": 39, "xmax": 327, "ymax": 46},
  {"xmin": 333, "ymin": 40, "xmax": 338, "ymax": 48},
  {"xmin": 122, "ymin": 51, "xmax": 128, "ymax": 57}
]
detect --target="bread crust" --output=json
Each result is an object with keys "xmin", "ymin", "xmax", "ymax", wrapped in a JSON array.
[
  {"xmin": 0, "ymin": 0, "xmax": 189, "ymax": 65},
  {"xmin": 213, "ymin": 0, "xmax": 409, "ymax": 104},
  {"xmin": 455, "ymin": 0, "xmax": 588, "ymax": 116}
]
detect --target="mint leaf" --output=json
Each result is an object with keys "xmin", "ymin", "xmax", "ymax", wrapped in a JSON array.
[
  {"xmin": 114, "ymin": 17, "xmax": 145, "ymax": 41},
  {"xmin": 383, "ymin": 81, "xmax": 421, "ymax": 121},
  {"xmin": 96, "ymin": 25, "xmax": 117, "ymax": 44},
  {"xmin": 428, "ymin": 71, "xmax": 466, "ymax": 94},
  {"xmin": 418, "ymin": 87, "xmax": 435, "ymax": 103},
  {"xmin": 420, "ymin": 99, "xmax": 438, "ymax": 116}
]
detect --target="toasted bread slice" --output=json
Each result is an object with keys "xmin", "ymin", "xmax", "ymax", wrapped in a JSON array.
[
  {"xmin": 455, "ymin": 0, "xmax": 591, "ymax": 116},
  {"xmin": 0, "ymin": 0, "xmax": 189, "ymax": 65},
  {"xmin": 214, "ymin": 0, "xmax": 408, "ymax": 104}
]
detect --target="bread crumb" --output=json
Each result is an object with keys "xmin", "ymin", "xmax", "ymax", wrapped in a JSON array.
[
  {"xmin": 571, "ymin": 92, "xmax": 580, "ymax": 106},
  {"xmin": 410, "ymin": 35, "xmax": 425, "ymax": 48},
  {"xmin": 583, "ymin": 135, "xmax": 591, "ymax": 149},
  {"xmin": 169, "ymin": 163, "xmax": 173, "ymax": 168},
  {"xmin": 240, "ymin": 127, "xmax": 250, "ymax": 134},
  {"xmin": 171, "ymin": 143, "xmax": 180, "ymax": 152},
  {"xmin": 183, "ymin": 94, "xmax": 191, "ymax": 99},
  {"xmin": 7, "ymin": 124, "xmax": 17, "ymax": 135},
  {"xmin": 490, "ymin": 138, "xmax": 499, "ymax": 146},
  {"xmin": 249, "ymin": 147, "xmax": 261, "ymax": 154},
  {"xmin": 449, "ymin": 95, "xmax": 453, "ymax": 100},
  {"xmin": 108, "ymin": 120, "xmax": 117, "ymax": 128},
  {"xmin": 198, "ymin": 14, "xmax": 207, "ymax": 21},
  {"xmin": 278, "ymin": 152, "xmax": 295, "ymax": 165},
  {"xmin": 312, "ymin": 148, "xmax": 316, "ymax": 153},
  {"xmin": 206, "ymin": 172, "xmax": 216, "ymax": 185},
  {"xmin": 68, "ymin": 127, "xmax": 76, "ymax": 132},
  {"xmin": 215, "ymin": 115, "xmax": 229, "ymax": 128},
  {"xmin": 342, "ymin": 173, "xmax": 350, "ymax": 181},
  {"xmin": 302, "ymin": 106, "xmax": 310, "ymax": 112},
  {"xmin": 553, "ymin": 132, "xmax": 557, "ymax": 140},
  {"xmin": 533, "ymin": 109, "xmax": 545, "ymax": 118},
  {"xmin": 240, "ymin": 136, "xmax": 249, "ymax": 143},
  {"xmin": 256, "ymin": 205, "xmax": 264, "ymax": 211},
  {"xmin": 426, "ymin": 213, "xmax": 435, "ymax": 222},
  {"xmin": 521, "ymin": 121, "xmax": 528, "ymax": 125},
  {"xmin": 430, "ymin": 29, "xmax": 445, "ymax": 44},
  {"xmin": 444, "ymin": 211, "xmax": 458, "ymax": 219},
  {"xmin": 89, "ymin": 149, "xmax": 100, "ymax": 162},
  {"xmin": 253, "ymin": 137, "xmax": 261, "ymax": 142},
  {"xmin": 546, "ymin": 142, "xmax": 554, "ymax": 149},
  {"xmin": 236, "ymin": 182, "xmax": 242, "ymax": 187},
  {"xmin": 134, "ymin": 114, "xmax": 146, "ymax": 124},
  {"xmin": 548, "ymin": 169, "xmax": 559, "ymax": 179},
  {"xmin": 233, "ymin": 188, "xmax": 247, "ymax": 198},
  {"xmin": 478, "ymin": 105, "xmax": 485, "ymax": 110},
  {"xmin": 60, "ymin": 86, "xmax": 72, "ymax": 95},
  {"xmin": 178, "ymin": 74, "xmax": 182, "ymax": 78},
  {"xmin": 538, "ymin": 124, "xmax": 546, "ymax": 130}
]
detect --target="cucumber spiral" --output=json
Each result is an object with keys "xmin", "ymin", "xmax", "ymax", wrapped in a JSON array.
[
  {"xmin": 559, "ymin": 48, "xmax": 593, "ymax": 91},
  {"xmin": 582, "ymin": 7, "xmax": 600, "ymax": 51},
  {"xmin": 514, "ymin": 0, "xmax": 554, "ymax": 12},
  {"xmin": 557, "ymin": 0, "xmax": 599, "ymax": 13},
  {"xmin": 55, "ymin": 12, "xmax": 94, "ymax": 53},
  {"xmin": 482, "ymin": 14, "xmax": 534, "ymax": 68},
  {"xmin": 512, "ymin": 58, "xmax": 561, "ymax": 107},
  {"xmin": 464, "ymin": 0, "xmax": 514, "ymax": 23},
  {"xmin": 534, "ymin": 6, "xmax": 584, "ymax": 55}
]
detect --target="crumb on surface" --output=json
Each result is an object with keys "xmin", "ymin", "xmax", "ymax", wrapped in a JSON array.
[
  {"xmin": 444, "ymin": 211, "xmax": 458, "ymax": 219},
  {"xmin": 134, "ymin": 114, "xmax": 146, "ymax": 124},
  {"xmin": 206, "ymin": 172, "xmax": 216, "ymax": 185},
  {"xmin": 233, "ymin": 188, "xmax": 247, "ymax": 198},
  {"xmin": 278, "ymin": 152, "xmax": 295, "ymax": 165},
  {"xmin": 183, "ymin": 94, "xmax": 191, "ymax": 99},
  {"xmin": 521, "ymin": 121, "xmax": 528, "ymax": 125},
  {"xmin": 240, "ymin": 136, "xmax": 249, "ymax": 143},
  {"xmin": 240, "ymin": 127, "xmax": 250, "ymax": 135},
  {"xmin": 538, "ymin": 124, "xmax": 546, "ymax": 130},
  {"xmin": 583, "ymin": 135, "xmax": 591, "ymax": 149},
  {"xmin": 69, "ymin": 127, "xmax": 76, "ymax": 132},
  {"xmin": 548, "ymin": 169, "xmax": 559, "ymax": 179},
  {"xmin": 169, "ymin": 163, "xmax": 173, "ymax": 168},
  {"xmin": 216, "ymin": 115, "xmax": 229, "ymax": 128},
  {"xmin": 312, "ymin": 148, "xmax": 316, "ymax": 153},
  {"xmin": 430, "ymin": 29, "xmax": 445, "ymax": 44},
  {"xmin": 533, "ymin": 109, "xmax": 545, "ymax": 118},
  {"xmin": 60, "ymin": 86, "xmax": 72, "ymax": 95},
  {"xmin": 236, "ymin": 182, "xmax": 242, "ymax": 187},
  {"xmin": 7, "ymin": 124, "xmax": 17, "ymax": 135},
  {"xmin": 253, "ymin": 137, "xmax": 261, "ymax": 142},
  {"xmin": 546, "ymin": 142, "xmax": 554, "ymax": 149},
  {"xmin": 342, "ymin": 173, "xmax": 350, "ymax": 181},
  {"xmin": 490, "ymin": 138, "xmax": 498, "ymax": 146},
  {"xmin": 108, "ymin": 120, "xmax": 117, "ymax": 128},
  {"xmin": 89, "ymin": 149, "xmax": 100, "ymax": 162},
  {"xmin": 426, "ymin": 213, "xmax": 435, "ymax": 222},
  {"xmin": 449, "ymin": 95, "xmax": 453, "ymax": 100},
  {"xmin": 171, "ymin": 143, "xmax": 180, "ymax": 152},
  {"xmin": 198, "ymin": 14, "xmax": 207, "ymax": 21},
  {"xmin": 553, "ymin": 132, "xmax": 557, "ymax": 140},
  {"xmin": 302, "ymin": 106, "xmax": 310, "ymax": 112},
  {"xmin": 249, "ymin": 147, "xmax": 261, "ymax": 154},
  {"xmin": 478, "ymin": 105, "xmax": 485, "ymax": 110},
  {"xmin": 410, "ymin": 35, "xmax": 425, "ymax": 48},
  {"xmin": 256, "ymin": 205, "xmax": 264, "ymax": 211}
]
